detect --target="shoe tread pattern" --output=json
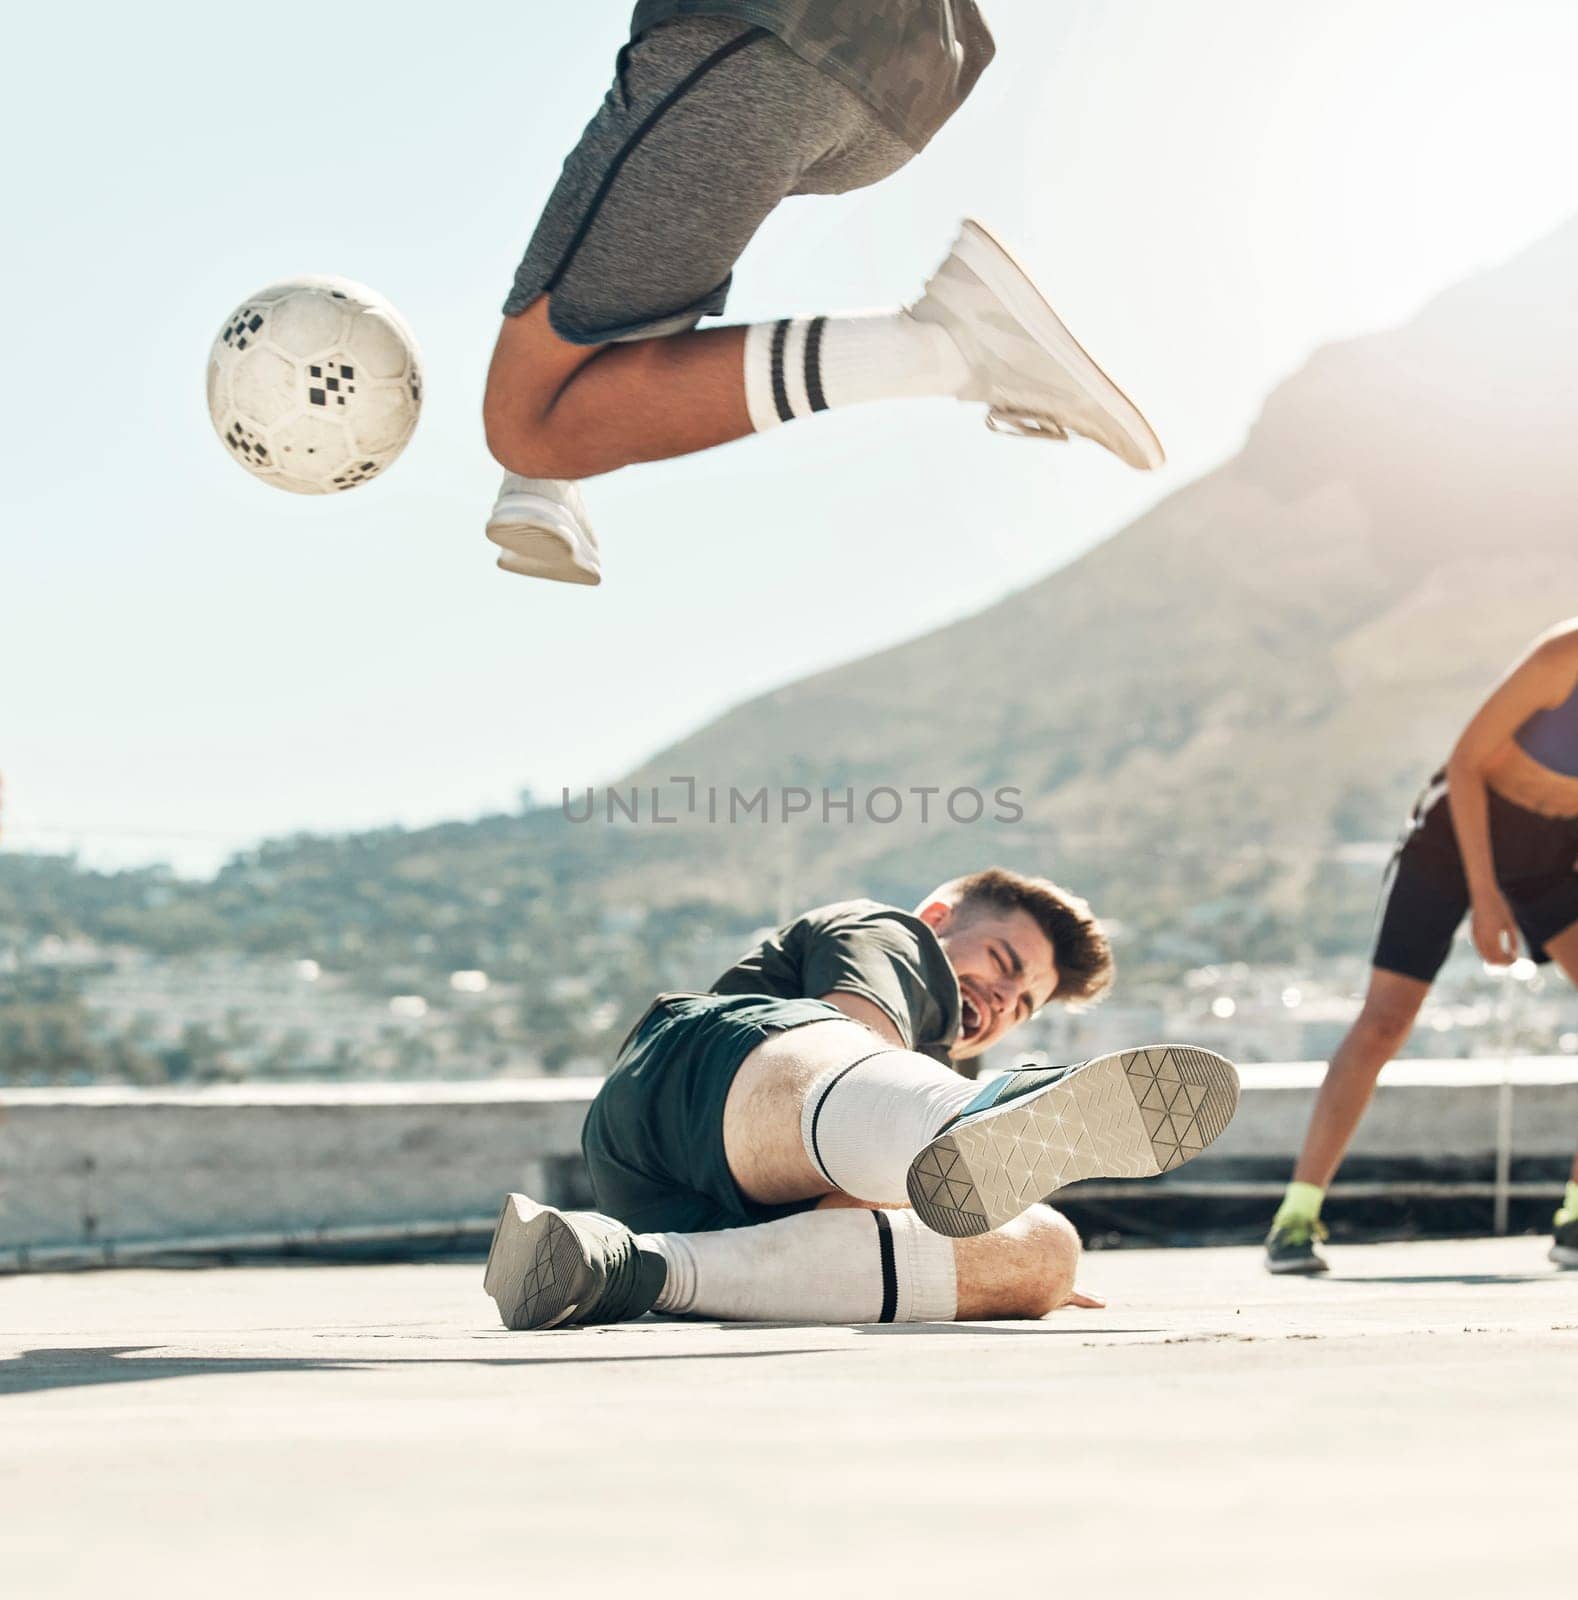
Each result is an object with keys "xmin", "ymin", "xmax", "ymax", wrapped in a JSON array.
[
  {"xmin": 906, "ymin": 1138, "xmax": 988, "ymax": 1238},
  {"xmin": 908, "ymin": 1046, "xmax": 1238, "ymax": 1237},
  {"xmin": 487, "ymin": 1201, "xmax": 592, "ymax": 1330}
]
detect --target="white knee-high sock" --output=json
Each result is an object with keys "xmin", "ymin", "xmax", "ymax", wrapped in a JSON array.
[
  {"xmin": 640, "ymin": 1207, "xmax": 957, "ymax": 1323},
  {"xmin": 799, "ymin": 1049, "xmax": 978, "ymax": 1206},
  {"xmin": 743, "ymin": 311, "xmax": 973, "ymax": 432}
]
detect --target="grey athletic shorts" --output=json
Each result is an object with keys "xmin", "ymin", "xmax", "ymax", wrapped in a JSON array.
[{"xmin": 503, "ymin": 17, "xmax": 915, "ymax": 344}]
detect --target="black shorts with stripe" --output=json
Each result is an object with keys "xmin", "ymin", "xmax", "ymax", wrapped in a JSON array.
[
  {"xmin": 503, "ymin": 17, "xmax": 913, "ymax": 343},
  {"xmin": 1372, "ymin": 775, "xmax": 1578, "ymax": 982}
]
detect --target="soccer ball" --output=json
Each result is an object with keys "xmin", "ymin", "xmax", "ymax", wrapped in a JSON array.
[{"xmin": 206, "ymin": 275, "xmax": 422, "ymax": 494}]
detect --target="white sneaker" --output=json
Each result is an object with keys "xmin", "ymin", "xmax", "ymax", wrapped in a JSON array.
[
  {"xmin": 912, "ymin": 218, "xmax": 1165, "ymax": 470},
  {"xmin": 485, "ymin": 474, "xmax": 602, "ymax": 586}
]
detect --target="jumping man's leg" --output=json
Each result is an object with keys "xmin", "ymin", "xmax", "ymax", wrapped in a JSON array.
[
  {"xmin": 483, "ymin": 18, "xmax": 918, "ymax": 583},
  {"xmin": 484, "ymin": 21, "xmax": 1163, "ymax": 583},
  {"xmin": 484, "ymin": 300, "xmax": 751, "ymax": 481},
  {"xmin": 486, "ymin": 218, "xmax": 1166, "ymax": 485}
]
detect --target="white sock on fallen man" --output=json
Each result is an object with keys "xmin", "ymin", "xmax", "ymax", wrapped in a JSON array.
[
  {"xmin": 639, "ymin": 1206, "xmax": 957, "ymax": 1324},
  {"xmin": 797, "ymin": 1047, "xmax": 979, "ymax": 1207}
]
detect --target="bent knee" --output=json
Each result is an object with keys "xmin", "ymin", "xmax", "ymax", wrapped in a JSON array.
[
  {"xmin": 485, "ymin": 299, "xmax": 624, "ymax": 479},
  {"xmin": 484, "ymin": 404, "xmax": 559, "ymax": 479},
  {"xmin": 485, "ymin": 398, "xmax": 628, "ymax": 481}
]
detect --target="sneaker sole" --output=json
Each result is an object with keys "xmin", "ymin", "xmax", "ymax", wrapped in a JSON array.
[
  {"xmin": 907, "ymin": 1045, "xmax": 1238, "ymax": 1237},
  {"xmin": 1264, "ymin": 1255, "xmax": 1330, "ymax": 1276},
  {"xmin": 953, "ymin": 218, "xmax": 1165, "ymax": 470},
  {"xmin": 1549, "ymin": 1242, "xmax": 1578, "ymax": 1269},
  {"xmin": 483, "ymin": 1194, "xmax": 594, "ymax": 1330},
  {"xmin": 486, "ymin": 521, "xmax": 602, "ymax": 586}
]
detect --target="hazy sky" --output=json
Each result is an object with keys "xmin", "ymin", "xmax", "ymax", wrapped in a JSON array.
[{"xmin": 5, "ymin": 0, "xmax": 1577, "ymax": 873}]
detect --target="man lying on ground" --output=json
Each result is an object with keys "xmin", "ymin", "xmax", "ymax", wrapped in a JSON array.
[{"xmin": 485, "ymin": 868, "xmax": 1238, "ymax": 1327}]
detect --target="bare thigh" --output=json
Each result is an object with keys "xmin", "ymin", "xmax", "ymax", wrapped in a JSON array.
[{"xmin": 722, "ymin": 1020, "xmax": 904, "ymax": 1207}]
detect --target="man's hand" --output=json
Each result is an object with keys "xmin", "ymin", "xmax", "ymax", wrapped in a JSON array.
[{"xmin": 1470, "ymin": 891, "xmax": 1520, "ymax": 966}]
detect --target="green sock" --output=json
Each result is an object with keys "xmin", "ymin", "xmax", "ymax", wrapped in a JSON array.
[
  {"xmin": 1272, "ymin": 1181, "xmax": 1325, "ymax": 1232},
  {"xmin": 1555, "ymin": 1181, "xmax": 1578, "ymax": 1228}
]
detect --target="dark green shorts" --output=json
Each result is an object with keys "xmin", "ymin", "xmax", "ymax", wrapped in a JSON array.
[{"xmin": 582, "ymin": 992, "xmax": 848, "ymax": 1233}]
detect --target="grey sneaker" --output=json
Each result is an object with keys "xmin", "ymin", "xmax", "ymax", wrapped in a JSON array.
[
  {"xmin": 911, "ymin": 218, "xmax": 1165, "ymax": 469},
  {"xmin": 1264, "ymin": 1217, "xmax": 1331, "ymax": 1275},
  {"xmin": 1550, "ymin": 1208, "xmax": 1578, "ymax": 1269},
  {"xmin": 906, "ymin": 1045, "xmax": 1239, "ymax": 1237},
  {"xmin": 483, "ymin": 1194, "xmax": 666, "ymax": 1329},
  {"xmin": 485, "ymin": 474, "xmax": 602, "ymax": 586}
]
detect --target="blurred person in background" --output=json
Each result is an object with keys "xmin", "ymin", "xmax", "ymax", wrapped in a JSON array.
[{"xmin": 1267, "ymin": 619, "xmax": 1578, "ymax": 1274}]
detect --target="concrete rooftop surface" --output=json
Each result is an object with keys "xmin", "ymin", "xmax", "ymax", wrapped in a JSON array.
[{"xmin": 5, "ymin": 1239, "xmax": 1576, "ymax": 1600}]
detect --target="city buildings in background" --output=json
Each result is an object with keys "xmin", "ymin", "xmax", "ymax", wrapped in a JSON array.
[{"xmin": 4, "ymin": 914, "xmax": 1572, "ymax": 1088}]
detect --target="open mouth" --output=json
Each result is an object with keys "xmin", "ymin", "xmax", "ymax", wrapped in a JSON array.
[{"xmin": 960, "ymin": 993, "xmax": 985, "ymax": 1042}]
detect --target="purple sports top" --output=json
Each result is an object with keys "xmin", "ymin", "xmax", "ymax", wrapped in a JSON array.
[{"xmin": 1515, "ymin": 677, "xmax": 1578, "ymax": 778}]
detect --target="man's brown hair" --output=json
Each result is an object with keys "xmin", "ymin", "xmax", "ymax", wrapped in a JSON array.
[{"xmin": 942, "ymin": 866, "xmax": 1114, "ymax": 1007}]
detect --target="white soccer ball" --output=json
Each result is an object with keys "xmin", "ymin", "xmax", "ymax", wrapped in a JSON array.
[{"xmin": 205, "ymin": 275, "xmax": 422, "ymax": 494}]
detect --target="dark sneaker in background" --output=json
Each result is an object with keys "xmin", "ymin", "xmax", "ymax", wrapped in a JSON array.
[
  {"xmin": 484, "ymin": 1194, "xmax": 666, "ymax": 1329},
  {"xmin": 1550, "ymin": 1208, "xmax": 1578, "ymax": 1269},
  {"xmin": 1264, "ymin": 1217, "xmax": 1331, "ymax": 1275}
]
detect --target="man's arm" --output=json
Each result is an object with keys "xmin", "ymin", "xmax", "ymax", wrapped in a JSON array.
[
  {"xmin": 794, "ymin": 910, "xmax": 946, "ymax": 1052},
  {"xmin": 1446, "ymin": 626, "xmax": 1578, "ymax": 964},
  {"xmin": 817, "ymin": 990, "xmax": 909, "ymax": 1048}
]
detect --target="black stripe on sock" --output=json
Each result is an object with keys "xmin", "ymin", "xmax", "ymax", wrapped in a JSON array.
[
  {"xmin": 543, "ymin": 26, "xmax": 770, "ymax": 295},
  {"xmin": 872, "ymin": 1211, "xmax": 898, "ymax": 1323},
  {"xmin": 803, "ymin": 315, "xmax": 829, "ymax": 413},
  {"xmin": 806, "ymin": 1048, "xmax": 903, "ymax": 1189},
  {"xmin": 769, "ymin": 318, "xmax": 795, "ymax": 423}
]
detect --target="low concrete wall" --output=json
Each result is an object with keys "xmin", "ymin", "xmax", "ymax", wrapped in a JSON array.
[
  {"xmin": 2, "ymin": 1060, "xmax": 1575, "ymax": 1268},
  {"xmin": 0, "ymin": 1081, "xmax": 595, "ymax": 1268},
  {"xmin": 1207, "ymin": 1058, "xmax": 1578, "ymax": 1173}
]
